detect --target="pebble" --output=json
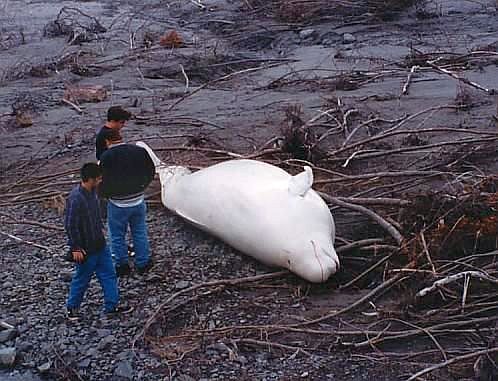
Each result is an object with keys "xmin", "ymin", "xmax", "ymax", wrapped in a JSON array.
[
  {"xmin": 342, "ymin": 33, "xmax": 356, "ymax": 44},
  {"xmin": 210, "ymin": 342, "xmax": 230, "ymax": 353},
  {"xmin": 86, "ymin": 347, "xmax": 98, "ymax": 357},
  {"xmin": 98, "ymin": 335, "xmax": 115, "ymax": 350},
  {"xmin": 299, "ymin": 29, "xmax": 317, "ymax": 39},
  {"xmin": 178, "ymin": 375, "xmax": 196, "ymax": 381},
  {"xmin": 0, "ymin": 370, "xmax": 42, "ymax": 381},
  {"xmin": 117, "ymin": 350, "xmax": 134, "ymax": 360},
  {"xmin": 16, "ymin": 341, "xmax": 33, "ymax": 353},
  {"xmin": 114, "ymin": 360, "xmax": 133, "ymax": 379},
  {"xmin": 175, "ymin": 280, "xmax": 190, "ymax": 289},
  {"xmin": 37, "ymin": 361, "xmax": 51, "ymax": 373},
  {"xmin": 237, "ymin": 355, "xmax": 248, "ymax": 365},
  {"xmin": 96, "ymin": 328, "xmax": 112, "ymax": 338},
  {"xmin": 0, "ymin": 348, "xmax": 17, "ymax": 367},
  {"xmin": 0, "ymin": 329, "xmax": 18, "ymax": 343},
  {"xmin": 78, "ymin": 358, "xmax": 91, "ymax": 368}
]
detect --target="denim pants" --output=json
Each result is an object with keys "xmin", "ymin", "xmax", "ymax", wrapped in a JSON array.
[
  {"xmin": 67, "ymin": 245, "xmax": 119, "ymax": 312},
  {"xmin": 107, "ymin": 200, "xmax": 150, "ymax": 268}
]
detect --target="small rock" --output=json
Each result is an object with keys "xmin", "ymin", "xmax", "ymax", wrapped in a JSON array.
[
  {"xmin": 0, "ymin": 347, "xmax": 16, "ymax": 367},
  {"xmin": 211, "ymin": 342, "xmax": 229, "ymax": 353},
  {"xmin": 0, "ymin": 328, "xmax": 18, "ymax": 343},
  {"xmin": 178, "ymin": 375, "xmax": 196, "ymax": 381},
  {"xmin": 16, "ymin": 341, "xmax": 33, "ymax": 352},
  {"xmin": 98, "ymin": 335, "xmax": 115, "ymax": 350},
  {"xmin": 114, "ymin": 360, "xmax": 133, "ymax": 379},
  {"xmin": 237, "ymin": 355, "xmax": 248, "ymax": 365},
  {"xmin": 175, "ymin": 280, "xmax": 190, "ymax": 290},
  {"xmin": 320, "ymin": 31, "xmax": 340, "ymax": 46},
  {"xmin": 117, "ymin": 350, "xmax": 133, "ymax": 360},
  {"xmin": 96, "ymin": 328, "xmax": 111, "ymax": 338},
  {"xmin": 37, "ymin": 361, "xmax": 52, "ymax": 373},
  {"xmin": 78, "ymin": 358, "xmax": 91, "ymax": 368},
  {"xmin": 342, "ymin": 33, "xmax": 356, "ymax": 44},
  {"xmin": 17, "ymin": 324, "xmax": 29, "ymax": 334},
  {"xmin": 299, "ymin": 29, "xmax": 316, "ymax": 39},
  {"xmin": 7, "ymin": 370, "xmax": 42, "ymax": 381},
  {"xmin": 301, "ymin": 371, "xmax": 309, "ymax": 378}
]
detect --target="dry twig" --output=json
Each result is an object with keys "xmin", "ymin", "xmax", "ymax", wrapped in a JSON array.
[
  {"xmin": 319, "ymin": 192, "xmax": 404, "ymax": 245},
  {"xmin": 417, "ymin": 271, "xmax": 498, "ymax": 297},
  {"xmin": 0, "ymin": 230, "xmax": 51, "ymax": 251},
  {"xmin": 406, "ymin": 347, "xmax": 498, "ymax": 381}
]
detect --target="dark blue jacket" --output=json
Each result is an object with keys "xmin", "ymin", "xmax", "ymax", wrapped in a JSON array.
[{"xmin": 64, "ymin": 185, "xmax": 106, "ymax": 254}]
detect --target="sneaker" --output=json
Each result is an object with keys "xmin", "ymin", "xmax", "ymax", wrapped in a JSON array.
[
  {"xmin": 127, "ymin": 245, "xmax": 135, "ymax": 258},
  {"xmin": 115, "ymin": 263, "xmax": 131, "ymax": 277},
  {"xmin": 136, "ymin": 259, "xmax": 153, "ymax": 275},
  {"xmin": 67, "ymin": 308, "xmax": 80, "ymax": 321},
  {"xmin": 106, "ymin": 303, "xmax": 133, "ymax": 315}
]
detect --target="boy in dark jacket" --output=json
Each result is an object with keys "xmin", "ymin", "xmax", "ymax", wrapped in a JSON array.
[
  {"xmin": 95, "ymin": 106, "xmax": 131, "ymax": 161},
  {"xmin": 100, "ymin": 130, "xmax": 155, "ymax": 276},
  {"xmin": 65, "ymin": 163, "xmax": 130, "ymax": 320}
]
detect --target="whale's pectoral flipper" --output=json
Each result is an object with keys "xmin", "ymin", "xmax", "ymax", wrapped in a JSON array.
[
  {"xmin": 136, "ymin": 141, "xmax": 164, "ymax": 170},
  {"xmin": 288, "ymin": 166, "xmax": 313, "ymax": 197},
  {"xmin": 176, "ymin": 209, "xmax": 208, "ymax": 230}
]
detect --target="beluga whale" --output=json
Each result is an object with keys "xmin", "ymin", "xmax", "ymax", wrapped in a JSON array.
[{"xmin": 136, "ymin": 141, "xmax": 339, "ymax": 283}]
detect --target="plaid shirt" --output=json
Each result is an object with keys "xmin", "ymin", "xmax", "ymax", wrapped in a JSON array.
[{"xmin": 64, "ymin": 185, "xmax": 105, "ymax": 254}]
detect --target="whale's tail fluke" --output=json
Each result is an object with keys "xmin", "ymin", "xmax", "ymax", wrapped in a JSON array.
[
  {"xmin": 136, "ymin": 141, "xmax": 191, "ymax": 206},
  {"xmin": 136, "ymin": 141, "xmax": 164, "ymax": 170}
]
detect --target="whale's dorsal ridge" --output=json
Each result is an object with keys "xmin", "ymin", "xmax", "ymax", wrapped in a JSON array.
[{"xmin": 288, "ymin": 166, "xmax": 313, "ymax": 197}]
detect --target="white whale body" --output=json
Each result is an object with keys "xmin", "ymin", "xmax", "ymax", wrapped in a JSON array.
[{"xmin": 137, "ymin": 141, "xmax": 339, "ymax": 283}]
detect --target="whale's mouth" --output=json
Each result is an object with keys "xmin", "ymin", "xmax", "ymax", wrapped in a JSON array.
[
  {"xmin": 310, "ymin": 240, "xmax": 339, "ymax": 282},
  {"xmin": 310, "ymin": 240, "xmax": 325, "ymax": 282},
  {"xmin": 322, "ymin": 247, "xmax": 340, "ymax": 272}
]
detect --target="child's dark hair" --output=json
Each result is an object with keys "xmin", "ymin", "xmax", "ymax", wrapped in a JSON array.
[
  {"xmin": 107, "ymin": 106, "xmax": 132, "ymax": 122},
  {"xmin": 103, "ymin": 128, "xmax": 122, "ymax": 143},
  {"xmin": 80, "ymin": 163, "xmax": 102, "ymax": 182}
]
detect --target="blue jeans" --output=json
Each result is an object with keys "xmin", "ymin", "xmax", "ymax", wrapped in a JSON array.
[
  {"xmin": 67, "ymin": 245, "xmax": 119, "ymax": 312},
  {"xmin": 107, "ymin": 200, "xmax": 150, "ymax": 268}
]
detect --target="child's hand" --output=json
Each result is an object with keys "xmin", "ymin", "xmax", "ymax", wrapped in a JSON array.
[{"xmin": 72, "ymin": 250, "xmax": 85, "ymax": 263}]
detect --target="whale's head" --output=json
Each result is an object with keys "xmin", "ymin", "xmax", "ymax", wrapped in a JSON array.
[{"xmin": 285, "ymin": 234, "xmax": 339, "ymax": 283}]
